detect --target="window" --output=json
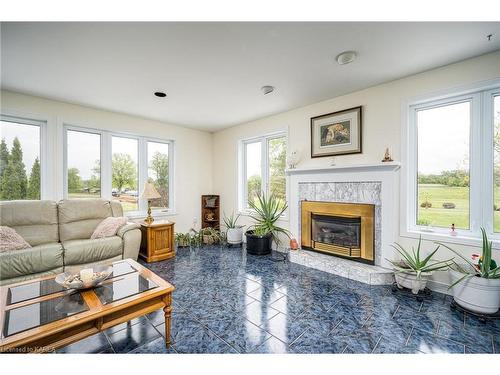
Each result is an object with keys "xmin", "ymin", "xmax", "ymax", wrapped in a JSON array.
[
  {"xmin": 245, "ymin": 141, "xmax": 262, "ymax": 206},
  {"xmin": 112, "ymin": 136, "xmax": 139, "ymax": 212},
  {"xmin": 147, "ymin": 141, "xmax": 170, "ymax": 210},
  {"xmin": 0, "ymin": 116, "xmax": 42, "ymax": 201},
  {"xmin": 268, "ymin": 137, "xmax": 286, "ymax": 204},
  {"xmin": 493, "ymin": 95, "xmax": 500, "ymax": 232},
  {"xmin": 407, "ymin": 83, "xmax": 500, "ymax": 241},
  {"xmin": 66, "ymin": 129, "xmax": 101, "ymax": 198},
  {"xmin": 240, "ymin": 133, "xmax": 287, "ymax": 211},
  {"xmin": 64, "ymin": 125, "xmax": 174, "ymax": 216},
  {"xmin": 416, "ymin": 101, "xmax": 471, "ymax": 230}
]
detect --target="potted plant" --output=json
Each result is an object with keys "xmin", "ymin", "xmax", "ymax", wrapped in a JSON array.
[
  {"xmin": 189, "ymin": 229, "xmax": 202, "ymax": 248},
  {"xmin": 175, "ymin": 232, "xmax": 191, "ymax": 247},
  {"xmin": 438, "ymin": 229, "xmax": 500, "ymax": 314},
  {"xmin": 223, "ymin": 211, "xmax": 243, "ymax": 245},
  {"xmin": 201, "ymin": 227, "xmax": 221, "ymax": 245},
  {"xmin": 245, "ymin": 193, "xmax": 290, "ymax": 255},
  {"xmin": 388, "ymin": 237, "xmax": 452, "ymax": 294}
]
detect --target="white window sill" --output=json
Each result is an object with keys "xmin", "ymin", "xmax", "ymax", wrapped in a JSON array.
[
  {"xmin": 238, "ymin": 209, "xmax": 289, "ymax": 222},
  {"xmin": 401, "ymin": 228, "xmax": 500, "ymax": 251},
  {"xmin": 126, "ymin": 210, "xmax": 177, "ymax": 220}
]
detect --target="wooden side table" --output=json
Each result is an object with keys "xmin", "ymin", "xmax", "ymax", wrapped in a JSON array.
[{"xmin": 139, "ymin": 220, "xmax": 175, "ymax": 262}]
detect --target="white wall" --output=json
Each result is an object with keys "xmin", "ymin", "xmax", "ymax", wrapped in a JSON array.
[
  {"xmin": 212, "ymin": 50, "xmax": 500, "ymax": 292},
  {"xmin": 0, "ymin": 90, "xmax": 214, "ymax": 232}
]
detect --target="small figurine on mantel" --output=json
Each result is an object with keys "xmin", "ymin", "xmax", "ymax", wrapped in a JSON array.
[
  {"xmin": 330, "ymin": 156, "xmax": 336, "ymax": 166},
  {"xmin": 381, "ymin": 148, "xmax": 393, "ymax": 162},
  {"xmin": 286, "ymin": 150, "xmax": 300, "ymax": 169}
]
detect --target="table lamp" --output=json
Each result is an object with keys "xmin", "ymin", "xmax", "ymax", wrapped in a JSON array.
[{"xmin": 141, "ymin": 182, "xmax": 161, "ymax": 224}]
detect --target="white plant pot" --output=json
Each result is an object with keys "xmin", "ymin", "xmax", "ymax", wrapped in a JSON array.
[
  {"xmin": 449, "ymin": 270, "xmax": 500, "ymax": 314},
  {"xmin": 394, "ymin": 272, "xmax": 431, "ymax": 294},
  {"xmin": 226, "ymin": 227, "xmax": 243, "ymax": 245}
]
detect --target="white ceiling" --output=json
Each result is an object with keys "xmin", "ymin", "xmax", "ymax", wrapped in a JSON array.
[{"xmin": 2, "ymin": 22, "xmax": 500, "ymax": 132}]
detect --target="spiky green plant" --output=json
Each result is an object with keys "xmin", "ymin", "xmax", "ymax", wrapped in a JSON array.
[
  {"xmin": 387, "ymin": 236, "xmax": 453, "ymax": 279},
  {"xmin": 248, "ymin": 192, "xmax": 290, "ymax": 245},
  {"xmin": 438, "ymin": 228, "xmax": 500, "ymax": 288},
  {"xmin": 223, "ymin": 211, "xmax": 241, "ymax": 229}
]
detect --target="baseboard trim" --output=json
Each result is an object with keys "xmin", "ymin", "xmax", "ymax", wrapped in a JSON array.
[{"xmin": 426, "ymin": 279, "xmax": 452, "ymax": 296}]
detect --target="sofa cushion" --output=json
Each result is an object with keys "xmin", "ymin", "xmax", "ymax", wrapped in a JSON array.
[
  {"xmin": 91, "ymin": 217, "xmax": 127, "ymax": 239},
  {"xmin": 62, "ymin": 236, "xmax": 123, "ymax": 266},
  {"xmin": 0, "ymin": 226, "xmax": 32, "ymax": 252},
  {"xmin": 58, "ymin": 199, "xmax": 115, "ymax": 242},
  {"xmin": 0, "ymin": 243, "xmax": 64, "ymax": 281},
  {"xmin": 0, "ymin": 200, "xmax": 59, "ymax": 246}
]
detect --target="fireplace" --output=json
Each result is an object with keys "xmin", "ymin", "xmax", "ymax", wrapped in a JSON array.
[{"xmin": 301, "ymin": 201, "xmax": 375, "ymax": 264}]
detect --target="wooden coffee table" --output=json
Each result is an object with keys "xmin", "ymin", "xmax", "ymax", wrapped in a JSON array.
[{"xmin": 0, "ymin": 259, "xmax": 174, "ymax": 353}]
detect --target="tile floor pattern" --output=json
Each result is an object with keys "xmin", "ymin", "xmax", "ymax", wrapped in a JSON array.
[{"xmin": 57, "ymin": 246, "xmax": 500, "ymax": 354}]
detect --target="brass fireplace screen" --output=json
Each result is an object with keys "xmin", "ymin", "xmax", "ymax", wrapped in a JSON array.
[{"xmin": 301, "ymin": 201, "xmax": 375, "ymax": 264}]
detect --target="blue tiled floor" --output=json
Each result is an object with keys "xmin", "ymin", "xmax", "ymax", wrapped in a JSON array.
[{"xmin": 57, "ymin": 246, "xmax": 500, "ymax": 354}]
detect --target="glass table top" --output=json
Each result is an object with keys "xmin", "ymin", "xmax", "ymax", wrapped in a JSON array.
[
  {"xmin": 94, "ymin": 273, "xmax": 158, "ymax": 305},
  {"xmin": 6, "ymin": 261, "xmax": 138, "ymax": 306},
  {"xmin": 6, "ymin": 278, "xmax": 66, "ymax": 306},
  {"xmin": 3, "ymin": 293, "xmax": 88, "ymax": 337}
]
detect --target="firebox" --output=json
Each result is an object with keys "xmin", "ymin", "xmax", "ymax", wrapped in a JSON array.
[{"xmin": 301, "ymin": 201, "xmax": 375, "ymax": 264}]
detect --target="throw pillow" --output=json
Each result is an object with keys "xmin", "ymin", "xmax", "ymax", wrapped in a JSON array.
[
  {"xmin": 91, "ymin": 217, "xmax": 128, "ymax": 239},
  {"xmin": 0, "ymin": 226, "xmax": 32, "ymax": 252}
]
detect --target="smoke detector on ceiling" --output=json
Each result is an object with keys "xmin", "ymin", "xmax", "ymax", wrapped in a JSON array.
[
  {"xmin": 336, "ymin": 51, "xmax": 357, "ymax": 65},
  {"xmin": 261, "ymin": 85, "xmax": 275, "ymax": 95}
]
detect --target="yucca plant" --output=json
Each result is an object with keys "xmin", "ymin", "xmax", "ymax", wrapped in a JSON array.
[
  {"xmin": 248, "ymin": 192, "xmax": 291, "ymax": 245},
  {"xmin": 388, "ymin": 236, "xmax": 453, "ymax": 279},
  {"xmin": 222, "ymin": 211, "xmax": 241, "ymax": 229},
  {"xmin": 438, "ymin": 228, "xmax": 500, "ymax": 288}
]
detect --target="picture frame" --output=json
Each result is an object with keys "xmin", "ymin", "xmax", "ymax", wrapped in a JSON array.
[{"xmin": 310, "ymin": 106, "xmax": 362, "ymax": 158}]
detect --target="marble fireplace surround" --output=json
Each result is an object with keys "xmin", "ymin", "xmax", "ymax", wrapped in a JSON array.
[{"xmin": 286, "ymin": 163, "xmax": 401, "ymax": 285}]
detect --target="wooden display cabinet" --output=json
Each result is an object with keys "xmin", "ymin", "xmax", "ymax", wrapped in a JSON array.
[
  {"xmin": 139, "ymin": 220, "xmax": 175, "ymax": 262},
  {"xmin": 201, "ymin": 195, "xmax": 220, "ymax": 229}
]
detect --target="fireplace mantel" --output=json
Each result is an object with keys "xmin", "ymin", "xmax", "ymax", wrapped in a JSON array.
[{"xmin": 285, "ymin": 162, "xmax": 401, "ymax": 175}]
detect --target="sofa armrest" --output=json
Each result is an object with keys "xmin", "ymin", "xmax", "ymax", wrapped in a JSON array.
[
  {"xmin": 117, "ymin": 222, "xmax": 140, "ymax": 238},
  {"xmin": 117, "ymin": 222, "xmax": 141, "ymax": 260}
]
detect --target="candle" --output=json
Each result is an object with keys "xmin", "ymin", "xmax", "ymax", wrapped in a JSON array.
[{"xmin": 79, "ymin": 268, "xmax": 94, "ymax": 282}]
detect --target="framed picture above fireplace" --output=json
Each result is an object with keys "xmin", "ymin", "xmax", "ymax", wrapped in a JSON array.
[{"xmin": 310, "ymin": 106, "xmax": 362, "ymax": 158}]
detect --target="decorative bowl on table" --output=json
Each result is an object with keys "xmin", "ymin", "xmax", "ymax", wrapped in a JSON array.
[{"xmin": 55, "ymin": 265, "xmax": 113, "ymax": 290}]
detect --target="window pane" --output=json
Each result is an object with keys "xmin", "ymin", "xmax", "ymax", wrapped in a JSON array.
[
  {"xmin": 112, "ymin": 136, "xmax": 138, "ymax": 212},
  {"xmin": 268, "ymin": 137, "xmax": 286, "ymax": 207},
  {"xmin": 0, "ymin": 120, "xmax": 41, "ymax": 200},
  {"xmin": 246, "ymin": 141, "xmax": 261, "ymax": 207},
  {"xmin": 417, "ymin": 101, "xmax": 470, "ymax": 230},
  {"xmin": 147, "ymin": 141, "xmax": 169, "ymax": 209},
  {"xmin": 67, "ymin": 130, "xmax": 101, "ymax": 198},
  {"xmin": 494, "ymin": 95, "xmax": 500, "ymax": 232}
]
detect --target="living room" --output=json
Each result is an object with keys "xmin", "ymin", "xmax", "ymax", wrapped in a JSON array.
[{"xmin": 1, "ymin": 1, "xmax": 500, "ymax": 373}]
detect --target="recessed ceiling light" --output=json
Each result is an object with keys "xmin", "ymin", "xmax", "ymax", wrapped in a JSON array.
[
  {"xmin": 261, "ymin": 85, "xmax": 275, "ymax": 95},
  {"xmin": 154, "ymin": 91, "xmax": 167, "ymax": 98},
  {"xmin": 336, "ymin": 51, "xmax": 357, "ymax": 65}
]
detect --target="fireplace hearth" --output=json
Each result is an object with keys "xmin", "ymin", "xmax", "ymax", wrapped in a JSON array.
[{"xmin": 301, "ymin": 201, "xmax": 375, "ymax": 264}]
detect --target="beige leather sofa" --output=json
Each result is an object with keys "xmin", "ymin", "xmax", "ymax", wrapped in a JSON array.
[{"xmin": 0, "ymin": 199, "xmax": 141, "ymax": 286}]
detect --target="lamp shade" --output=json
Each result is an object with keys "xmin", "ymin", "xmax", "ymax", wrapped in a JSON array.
[{"xmin": 141, "ymin": 182, "xmax": 161, "ymax": 200}]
